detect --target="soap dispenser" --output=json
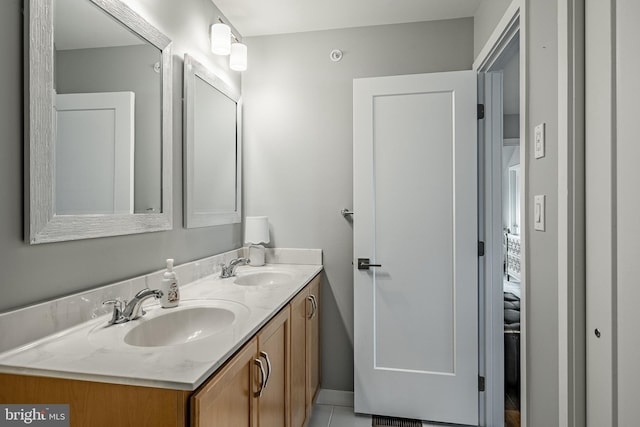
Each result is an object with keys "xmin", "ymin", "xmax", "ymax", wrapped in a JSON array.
[{"xmin": 160, "ymin": 259, "xmax": 180, "ymax": 308}]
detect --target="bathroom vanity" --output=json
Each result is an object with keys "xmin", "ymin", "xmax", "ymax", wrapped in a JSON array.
[{"xmin": 0, "ymin": 261, "xmax": 321, "ymax": 427}]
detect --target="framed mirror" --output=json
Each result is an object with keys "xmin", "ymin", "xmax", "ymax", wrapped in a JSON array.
[
  {"xmin": 25, "ymin": 0, "xmax": 173, "ymax": 244},
  {"xmin": 183, "ymin": 54, "xmax": 242, "ymax": 228}
]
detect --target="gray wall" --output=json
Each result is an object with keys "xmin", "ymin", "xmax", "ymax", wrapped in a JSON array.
[
  {"xmin": 242, "ymin": 19, "xmax": 474, "ymax": 392},
  {"xmin": 474, "ymin": 0, "xmax": 513, "ymax": 57},
  {"xmin": 0, "ymin": 0, "xmax": 243, "ymax": 313}
]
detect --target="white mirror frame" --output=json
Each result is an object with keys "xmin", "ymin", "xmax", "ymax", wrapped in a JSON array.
[
  {"xmin": 183, "ymin": 54, "xmax": 242, "ymax": 228},
  {"xmin": 25, "ymin": 0, "xmax": 173, "ymax": 244}
]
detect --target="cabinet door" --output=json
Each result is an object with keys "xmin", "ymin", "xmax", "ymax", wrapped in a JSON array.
[
  {"xmin": 307, "ymin": 275, "xmax": 321, "ymax": 406},
  {"xmin": 290, "ymin": 288, "xmax": 309, "ymax": 427},
  {"xmin": 191, "ymin": 338, "xmax": 258, "ymax": 427},
  {"xmin": 257, "ymin": 308, "xmax": 290, "ymax": 427}
]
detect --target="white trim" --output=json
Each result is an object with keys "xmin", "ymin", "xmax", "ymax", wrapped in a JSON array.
[
  {"xmin": 558, "ymin": 1, "xmax": 586, "ymax": 426},
  {"xmin": 474, "ymin": 1, "xmax": 527, "ymax": 425},
  {"xmin": 518, "ymin": 5, "xmax": 528, "ymax": 424},
  {"xmin": 316, "ymin": 389, "xmax": 354, "ymax": 407},
  {"xmin": 558, "ymin": 1, "xmax": 569, "ymax": 422},
  {"xmin": 482, "ymin": 71, "xmax": 506, "ymax": 427},
  {"xmin": 585, "ymin": 1, "xmax": 616, "ymax": 425}
]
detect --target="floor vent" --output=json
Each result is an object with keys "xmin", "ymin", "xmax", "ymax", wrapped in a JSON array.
[{"xmin": 372, "ymin": 415, "xmax": 422, "ymax": 427}]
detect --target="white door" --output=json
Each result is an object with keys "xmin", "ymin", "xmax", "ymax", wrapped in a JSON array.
[
  {"xmin": 55, "ymin": 91, "xmax": 135, "ymax": 215},
  {"xmin": 353, "ymin": 70, "xmax": 478, "ymax": 425}
]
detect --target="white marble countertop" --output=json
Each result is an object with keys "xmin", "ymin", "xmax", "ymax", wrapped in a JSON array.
[{"xmin": 0, "ymin": 263, "xmax": 322, "ymax": 391}]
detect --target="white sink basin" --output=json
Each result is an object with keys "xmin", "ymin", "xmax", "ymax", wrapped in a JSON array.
[
  {"xmin": 125, "ymin": 306, "xmax": 234, "ymax": 347},
  {"xmin": 234, "ymin": 270, "xmax": 294, "ymax": 287},
  {"xmin": 89, "ymin": 299, "xmax": 250, "ymax": 348}
]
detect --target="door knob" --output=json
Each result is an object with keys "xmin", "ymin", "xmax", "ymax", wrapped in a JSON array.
[{"xmin": 357, "ymin": 258, "xmax": 382, "ymax": 270}]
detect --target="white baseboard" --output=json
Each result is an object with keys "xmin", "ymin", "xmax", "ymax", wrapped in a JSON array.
[{"xmin": 315, "ymin": 389, "xmax": 354, "ymax": 407}]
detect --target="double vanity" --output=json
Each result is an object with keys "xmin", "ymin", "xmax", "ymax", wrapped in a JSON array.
[{"xmin": 0, "ymin": 253, "xmax": 322, "ymax": 427}]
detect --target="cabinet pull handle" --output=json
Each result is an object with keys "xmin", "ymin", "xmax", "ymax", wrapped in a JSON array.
[
  {"xmin": 254, "ymin": 358, "xmax": 266, "ymax": 397},
  {"xmin": 260, "ymin": 351, "xmax": 272, "ymax": 390},
  {"xmin": 310, "ymin": 295, "xmax": 318, "ymax": 319},
  {"xmin": 307, "ymin": 296, "xmax": 315, "ymax": 319}
]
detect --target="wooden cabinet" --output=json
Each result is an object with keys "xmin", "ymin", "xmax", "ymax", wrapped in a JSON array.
[
  {"xmin": 0, "ymin": 373, "xmax": 190, "ymax": 427},
  {"xmin": 191, "ymin": 338, "xmax": 258, "ymax": 427},
  {"xmin": 0, "ymin": 272, "xmax": 321, "ymax": 427},
  {"xmin": 290, "ymin": 274, "xmax": 321, "ymax": 427},
  {"xmin": 256, "ymin": 308, "xmax": 290, "ymax": 427},
  {"xmin": 290, "ymin": 287, "xmax": 309, "ymax": 427},
  {"xmin": 192, "ymin": 307, "xmax": 291, "ymax": 427},
  {"xmin": 307, "ymin": 276, "xmax": 321, "ymax": 406}
]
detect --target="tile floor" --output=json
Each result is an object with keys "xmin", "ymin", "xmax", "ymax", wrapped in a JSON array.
[
  {"xmin": 308, "ymin": 405, "xmax": 370, "ymax": 427},
  {"xmin": 308, "ymin": 404, "xmax": 442, "ymax": 427}
]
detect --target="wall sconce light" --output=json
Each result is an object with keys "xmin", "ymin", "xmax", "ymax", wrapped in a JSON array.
[
  {"xmin": 230, "ymin": 42, "xmax": 247, "ymax": 71},
  {"xmin": 210, "ymin": 23, "xmax": 231, "ymax": 55},
  {"xmin": 211, "ymin": 18, "xmax": 248, "ymax": 71}
]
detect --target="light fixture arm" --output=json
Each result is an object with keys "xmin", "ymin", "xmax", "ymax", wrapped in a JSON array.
[{"xmin": 217, "ymin": 17, "xmax": 240, "ymax": 44}]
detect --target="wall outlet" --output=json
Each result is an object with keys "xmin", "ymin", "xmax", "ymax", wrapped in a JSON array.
[
  {"xmin": 535, "ymin": 123, "xmax": 545, "ymax": 159},
  {"xmin": 534, "ymin": 195, "xmax": 545, "ymax": 231}
]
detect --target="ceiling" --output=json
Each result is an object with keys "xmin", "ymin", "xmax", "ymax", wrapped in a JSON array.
[{"xmin": 212, "ymin": 0, "xmax": 483, "ymax": 37}]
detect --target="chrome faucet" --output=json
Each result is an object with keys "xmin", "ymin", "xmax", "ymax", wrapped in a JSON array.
[
  {"xmin": 220, "ymin": 257, "xmax": 249, "ymax": 278},
  {"xmin": 102, "ymin": 288, "xmax": 163, "ymax": 326}
]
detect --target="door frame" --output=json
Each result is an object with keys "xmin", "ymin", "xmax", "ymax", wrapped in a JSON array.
[
  {"xmin": 558, "ymin": 1, "xmax": 586, "ymax": 426},
  {"xmin": 473, "ymin": 1, "xmax": 527, "ymax": 425}
]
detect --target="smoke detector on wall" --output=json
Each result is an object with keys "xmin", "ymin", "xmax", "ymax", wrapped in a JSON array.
[{"xmin": 330, "ymin": 49, "xmax": 343, "ymax": 62}]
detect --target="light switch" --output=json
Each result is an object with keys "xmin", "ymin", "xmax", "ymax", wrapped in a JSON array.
[
  {"xmin": 535, "ymin": 123, "xmax": 545, "ymax": 159},
  {"xmin": 534, "ymin": 195, "xmax": 545, "ymax": 231}
]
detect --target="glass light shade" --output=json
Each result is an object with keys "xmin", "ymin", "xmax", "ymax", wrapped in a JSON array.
[
  {"xmin": 211, "ymin": 23, "xmax": 231, "ymax": 55},
  {"xmin": 245, "ymin": 216, "xmax": 269, "ymax": 244},
  {"xmin": 230, "ymin": 43, "xmax": 248, "ymax": 71}
]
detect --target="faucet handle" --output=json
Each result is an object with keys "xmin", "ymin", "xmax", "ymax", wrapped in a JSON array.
[
  {"xmin": 102, "ymin": 298, "xmax": 125, "ymax": 310},
  {"xmin": 102, "ymin": 299, "xmax": 125, "ymax": 325},
  {"xmin": 219, "ymin": 263, "xmax": 230, "ymax": 278}
]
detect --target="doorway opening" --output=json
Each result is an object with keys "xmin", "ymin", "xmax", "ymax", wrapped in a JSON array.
[
  {"xmin": 481, "ymin": 37, "xmax": 522, "ymax": 426},
  {"xmin": 495, "ymin": 43, "xmax": 522, "ymax": 427},
  {"xmin": 474, "ymin": 2, "xmax": 526, "ymax": 426},
  {"xmin": 480, "ymin": 38, "xmax": 522, "ymax": 426}
]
